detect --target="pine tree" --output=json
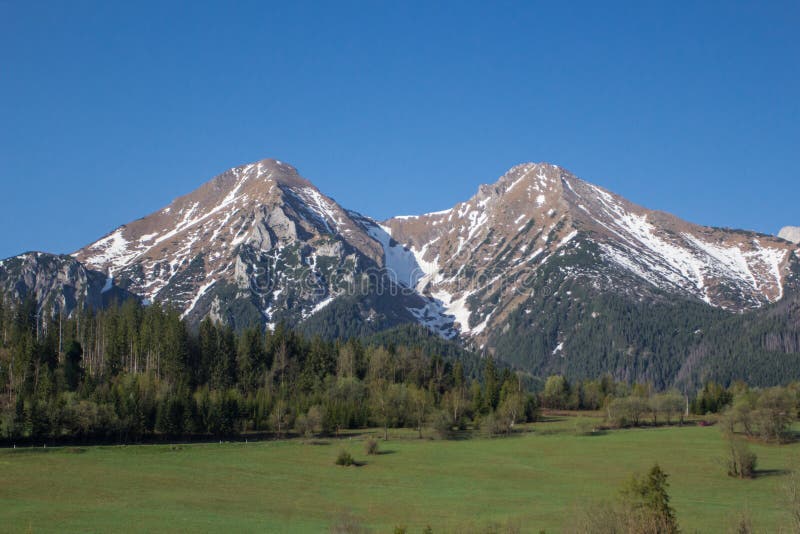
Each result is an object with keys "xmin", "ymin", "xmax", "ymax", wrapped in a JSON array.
[
  {"xmin": 483, "ymin": 357, "xmax": 499, "ymax": 412},
  {"xmin": 621, "ymin": 464, "xmax": 678, "ymax": 533},
  {"xmin": 63, "ymin": 340, "xmax": 84, "ymax": 391}
]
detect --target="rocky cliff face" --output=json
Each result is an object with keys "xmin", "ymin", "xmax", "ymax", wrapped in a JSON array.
[
  {"xmin": 2, "ymin": 158, "xmax": 798, "ymax": 347},
  {"xmin": 71, "ymin": 159, "xmax": 422, "ymax": 329},
  {"xmin": 3, "ymin": 157, "xmax": 800, "ymax": 387},
  {"xmin": 0, "ymin": 252, "xmax": 133, "ymax": 314},
  {"xmin": 382, "ymin": 163, "xmax": 799, "ymax": 346}
]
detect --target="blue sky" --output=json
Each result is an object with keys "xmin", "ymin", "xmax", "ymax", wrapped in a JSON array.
[{"xmin": 1, "ymin": 1, "xmax": 797, "ymax": 259}]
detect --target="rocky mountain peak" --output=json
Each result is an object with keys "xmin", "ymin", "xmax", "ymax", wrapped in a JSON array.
[
  {"xmin": 69, "ymin": 158, "xmax": 394, "ymax": 327},
  {"xmin": 378, "ymin": 162, "xmax": 798, "ymax": 342},
  {"xmin": 2, "ymin": 158, "xmax": 797, "ymax": 348}
]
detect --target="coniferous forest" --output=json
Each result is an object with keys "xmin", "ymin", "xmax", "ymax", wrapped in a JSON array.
[
  {"xmin": 0, "ymin": 293, "xmax": 539, "ymax": 444},
  {"xmin": 3, "ymin": 288, "xmax": 800, "ymax": 445}
]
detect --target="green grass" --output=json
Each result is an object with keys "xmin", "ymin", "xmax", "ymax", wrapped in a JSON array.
[{"xmin": 1, "ymin": 417, "xmax": 799, "ymax": 532}]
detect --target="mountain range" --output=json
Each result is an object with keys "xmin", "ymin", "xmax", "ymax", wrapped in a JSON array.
[{"xmin": 2, "ymin": 158, "xmax": 799, "ymax": 388}]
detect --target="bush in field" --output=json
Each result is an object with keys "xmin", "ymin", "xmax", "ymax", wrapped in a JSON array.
[
  {"xmin": 567, "ymin": 465, "xmax": 679, "ymax": 533},
  {"xmin": 335, "ymin": 449, "xmax": 355, "ymax": 466},
  {"xmin": 307, "ymin": 405, "xmax": 324, "ymax": 436},
  {"xmin": 726, "ymin": 437, "xmax": 757, "ymax": 479},
  {"xmin": 574, "ymin": 419, "xmax": 597, "ymax": 436},
  {"xmin": 606, "ymin": 396, "xmax": 649, "ymax": 428},
  {"xmin": 479, "ymin": 412, "xmax": 502, "ymax": 438},
  {"xmin": 720, "ymin": 386, "xmax": 796, "ymax": 443},
  {"xmin": 542, "ymin": 375, "xmax": 570, "ymax": 409},
  {"xmin": 785, "ymin": 466, "xmax": 800, "ymax": 532},
  {"xmin": 295, "ymin": 406, "xmax": 324, "ymax": 438},
  {"xmin": 432, "ymin": 409, "xmax": 454, "ymax": 439},
  {"xmin": 754, "ymin": 387, "xmax": 796, "ymax": 443},
  {"xmin": 365, "ymin": 438, "xmax": 379, "ymax": 455},
  {"xmin": 329, "ymin": 511, "xmax": 368, "ymax": 533},
  {"xmin": 649, "ymin": 391, "xmax": 685, "ymax": 426}
]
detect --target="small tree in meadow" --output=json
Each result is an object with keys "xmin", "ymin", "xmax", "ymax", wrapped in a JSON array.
[
  {"xmin": 620, "ymin": 464, "xmax": 679, "ymax": 533},
  {"xmin": 335, "ymin": 449, "xmax": 355, "ymax": 466},
  {"xmin": 365, "ymin": 437, "xmax": 379, "ymax": 455},
  {"xmin": 726, "ymin": 437, "xmax": 757, "ymax": 479}
]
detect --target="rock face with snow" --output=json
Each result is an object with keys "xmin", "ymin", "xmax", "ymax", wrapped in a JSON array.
[
  {"xmin": 779, "ymin": 226, "xmax": 800, "ymax": 244},
  {"xmin": 3, "ymin": 157, "xmax": 800, "ymax": 387},
  {"xmin": 381, "ymin": 163, "xmax": 799, "ymax": 346},
  {"xmin": 2, "ymin": 158, "xmax": 798, "ymax": 358},
  {"xmin": 0, "ymin": 252, "xmax": 134, "ymax": 314},
  {"xmin": 73, "ymin": 159, "xmax": 419, "ymax": 329}
]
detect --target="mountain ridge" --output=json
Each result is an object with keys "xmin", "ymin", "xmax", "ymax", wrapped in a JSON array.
[
  {"xmin": 381, "ymin": 162, "xmax": 796, "ymax": 347},
  {"xmin": 1, "ymin": 157, "xmax": 799, "ymax": 387}
]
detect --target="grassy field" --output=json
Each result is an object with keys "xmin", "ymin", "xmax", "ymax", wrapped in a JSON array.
[{"xmin": 2, "ymin": 416, "xmax": 799, "ymax": 533}]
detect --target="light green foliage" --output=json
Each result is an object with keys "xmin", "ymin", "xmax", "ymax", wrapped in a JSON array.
[
  {"xmin": 722, "ymin": 387, "xmax": 797, "ymax": 443},
  {"xmin": 726, "ymin": 437, "xmax": 757, "ymax": 479},
  {"xmin": 542, "ymin": 375, "xmax": 569, "ymax": 409}
]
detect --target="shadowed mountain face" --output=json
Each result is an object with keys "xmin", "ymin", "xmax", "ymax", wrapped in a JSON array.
[
  {"xmin": 2, "ymin": 158, "xmax": 799, "ymax": 387},
  {"xmin": 0, "ymin": 252, "xmax": 135, "ymax": 314}
]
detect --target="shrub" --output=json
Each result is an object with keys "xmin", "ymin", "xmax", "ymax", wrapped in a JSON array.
[
  {"xmin": 432, "ymin": 410, "xmax": 453, "ymax": 439},
  {"xmin": 730, "ymin": 508, "xmax": 754, "ymax": 533},
  {"xmin": 754, "ymin": 387, "xmax": 796, "ymax": 443},
  {"xmin": 574, "ymin": 419, "xmax": 597, "ymax": 436},
  {"xmin": 721, "ymin": 387, "xmax": 797, "ymax": 443},
  {"xmin": 481, "ymin": 412, "xmax": 513, "ymax": 437},
  {"xmin": 329, "ymin": 511, "xmax": 368, "ymax": 533},
  {"xmin": 726, "ymin": 438, "xmax": 757, "ymax": 479},
  {"xmin": 335, "ymin": 449, "xmax": 355, "ymax": 466},
  {"xmin": 479, "ymin": 413, "xmax": 498, "ymax": 437},
  {"xmin": 606, "ymin": 396, "xmax": 649, "ymax": 428},
  {"xmin": 296, "ymin": 406, "xmax": 325, "ymax": 438},
  {"xmin": 294, "ymin": 414, "xmax": 310, "ymax": 438},
  {"xmin": 365, "ymin": 438, "xmax": 379, "ymax": 455}
]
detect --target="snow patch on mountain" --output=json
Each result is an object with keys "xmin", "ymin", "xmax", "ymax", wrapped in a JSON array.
[
  {"xmin": 293, "ymin": 187, "xmax": 343, "ymax": 233},
  {"xmin": 82, "ymin": 229, "xmax": 139, "ymax": 268},
  {"xmin": 365, "ymin": 223, "xmax": 423, "ymax": 288},
  {"xmin": 182, "ymin": 280, "xmax": 216, "ymax": 319}
]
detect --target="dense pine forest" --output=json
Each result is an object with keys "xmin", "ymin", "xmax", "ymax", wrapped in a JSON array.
[
  {"xmin": 2, "ymin": 290, "xmax": 799, "ymax": 445},
  {"xmin": 0, "ymin": 293, "xmax": 538, "ymax": 443}
]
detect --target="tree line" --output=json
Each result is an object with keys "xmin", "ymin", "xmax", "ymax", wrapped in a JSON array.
[
  {"xmin": 0, "ymin": 294, "xmax": 536, "ymax": 443},
  {"xmin": 2, "ymin": 290, "xmax": 799, "ymax": 445}
]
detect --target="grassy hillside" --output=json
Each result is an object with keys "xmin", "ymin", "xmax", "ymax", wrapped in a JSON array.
[{"xmin": 2, "ymin": 417, "xmax": 799, "ymax": 532}]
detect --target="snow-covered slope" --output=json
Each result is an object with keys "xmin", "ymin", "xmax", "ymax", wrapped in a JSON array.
[
  {"xmin": 4, "ymin": 158, "xmax": 797, "ymax": 343},
  {"xmin": 73, "ymin": 159, "xmax": 409, "ymax": 328},
  {"xmin": 0, "ymin": 252, "xmax": 134, "ymax": 314},
  {"xmin": 382, "ymin": 163, "xmax": 799, "ymax": 344}
]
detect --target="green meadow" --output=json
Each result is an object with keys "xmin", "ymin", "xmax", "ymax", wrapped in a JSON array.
[{"xmin": 1, "ymin": 417, "xmax": 798, "ymax": 533}]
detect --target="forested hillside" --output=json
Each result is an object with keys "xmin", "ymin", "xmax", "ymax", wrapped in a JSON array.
[
  {"xmin": 0, "ymin": 293, "xmax": 532, "ymax": 443},
  {"xmin": 489, "ymin": 242, "xmax": 800, "ymax": 390}
]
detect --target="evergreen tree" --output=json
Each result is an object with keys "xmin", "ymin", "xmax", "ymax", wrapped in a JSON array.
[
  {"xmin": 621, "ymin": 464, "xmax": 678, "ymax": 533},
  {"xmin": 483, "ymin": 357, "xmax": 499, "ymax": 412},
  {"xmin": 63, "ymin": 340, "xmax": 84, "ymax": 391}
]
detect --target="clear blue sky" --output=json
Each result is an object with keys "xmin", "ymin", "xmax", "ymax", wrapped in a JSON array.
[{"xmin": 1, "ymin": 1, "xmax": 798, "ymax": 259}]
